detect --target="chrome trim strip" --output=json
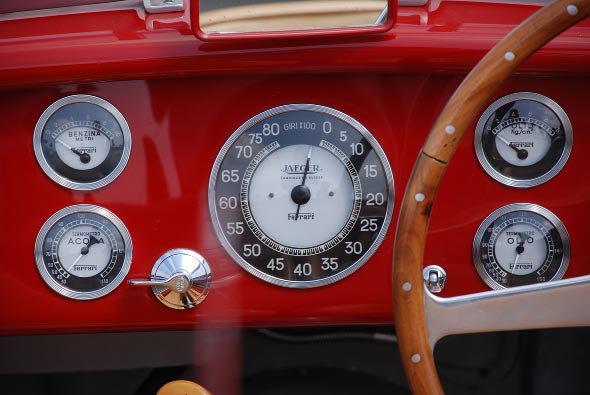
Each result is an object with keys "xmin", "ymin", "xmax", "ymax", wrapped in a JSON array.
[
  {"xmin": 0, "ymin": 1, "xmax": 141, "ymax": 21},
  {"xmin": 399, "ymin": 0, "xmax": 429, "ymax": 6},
  {"xmin": 425, "ymin": 275, "xmax": 590, "ymax": 347},
  {"xmin": 143, "ymin": 0, "xmax": 183, "ymax": 14}
]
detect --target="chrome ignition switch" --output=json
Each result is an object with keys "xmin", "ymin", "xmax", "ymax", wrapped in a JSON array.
[
  {"xmin": 422, "ymin": 265, "xmax": 447, "ymax": 293},
  {"xmin": 129, "ymin": 249, "xmax": 211, "ymax": 309}
]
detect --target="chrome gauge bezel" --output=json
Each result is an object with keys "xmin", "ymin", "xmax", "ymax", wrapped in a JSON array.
[
  {"xmin": 34, "ymin": 204, "xmax": 133, "ymax": 300},
  {"xmin": 209, "ymin": 104, "xmax": 395, "ymax": 288},
  {"xmin": 33, "ymin": 94, "xmax": 132, "ymax": 190},
  {"xmin": 474, "ymin": 92, "xmax": 572, "ymax": 188},
  {"xmin": 472, "ymin": 203, "xmax": 570, "ymax": 290}
]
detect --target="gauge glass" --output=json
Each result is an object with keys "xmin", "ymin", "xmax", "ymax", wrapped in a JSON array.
[
  {"xmin": 33, "ymin": 95, "xmax": 132, "ymax": 190},
  {"xmin": 474, "ymin": 92, "xmax": 572, "ymax": 188},
  {"xmin": 473, "ymin": 203, "xmax": 570, "ymax": 289},
  {"xmin": 209, "ymin": 104, "xmax": 394, "ymax": 288},
  {"xmin": 35, "ymin": 205, "xmax": 133, "ymax": 300}
]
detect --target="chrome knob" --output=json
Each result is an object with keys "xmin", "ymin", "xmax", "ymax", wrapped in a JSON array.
[
  {"xmin": 129, "ymin": 249, "xmax": 211, "ymax": 309},
  {"xmin": 422, "ymin": 265, "xmax": 447, "ymax": 293}
]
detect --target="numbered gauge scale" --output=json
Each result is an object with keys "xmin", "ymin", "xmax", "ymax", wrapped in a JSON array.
[
  {"xmin": 474, "ymin": 92, "xmax": 572, "ymax": 188},
  {"xmin": 473, "ymin": 204, "xmax": 570, "ymax": 289},
  {"xmin": 209, "ymin": 104, "xmax": 394, "ymax": 288},
  {"xmin": 35, "ymin": 205, "xmax": 132, "ymax": 299}
]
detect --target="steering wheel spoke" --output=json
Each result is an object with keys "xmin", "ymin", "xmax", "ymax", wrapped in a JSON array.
[{"xmin": 425, "ymin": 275, "xmax": 590, "ymax": 347}]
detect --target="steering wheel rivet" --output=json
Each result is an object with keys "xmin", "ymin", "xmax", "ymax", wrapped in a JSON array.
[
  {"xmin": 415, "ymin": 193, "xmax": 425, "ymax": 202},
  {"xmin": 444, "ymin": 125, "xmax": 456, "ymax": 134},
  {"xmin": 504, "ymin": 51, "xmax": 516, "ymax": 61},
  {"xmin": 402, "ymin": 282, "xmax": 412, "ymax": 292},
  {"xmin": 567, "ymin": 5, "xmax": 578, "ymax": 15},
  {"xmin": 411, "ymin": 354, "xmax": 421, "ymax": 363}
]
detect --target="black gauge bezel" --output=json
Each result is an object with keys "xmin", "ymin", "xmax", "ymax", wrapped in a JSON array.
[
  {"xmin": 209, "ymin": 104, "xmax": 394, "ymax": 288},
  {"xmin": 34, "ymin": 204, "xmax": 133, "ymax": 300},
  {"xmin": 33, "ymin": 94, "xmax": 132, "ymax": 190},
  {"xmin": 474, "ymin": 92, "xmax": 572, "ymax": 188},
  {"xmin": 472, "ymin": 203, "xmax": 570, "ymax": 290}
]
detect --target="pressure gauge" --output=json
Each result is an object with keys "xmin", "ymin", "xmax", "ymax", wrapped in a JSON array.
[
  {"xmin": 35, "ymin": 205, "xmax": 132, "ymax": 300},
  {"xmin": 210, "ymin": 104, "xmax": 394, "ymax": 288},
  {"xmin": 473, "ymin": 203, "xmax": 570, "ymax": 289},
  {"xmin": 34, "ymin": 95, "xmax": 132, "ymax": 190},
  {"xmin": 475, "ymin": 92, "xmax": 572, "ymax": 188}
]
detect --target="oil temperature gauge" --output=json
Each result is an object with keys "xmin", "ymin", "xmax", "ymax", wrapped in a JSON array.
[
  {"xmin": 475, "ymin": 92, "xmax": 572, "ymax": 188},
  {"xmin": 34, "ymin": 95, "xmax": 132, "ymax": 190},
  {"xmin": 35, "ymin": 205, "xmax": 132, "ymax": 300},
  {"xmin": 473, "ymin": 203, "xmax": 570, "ymax": 289}
]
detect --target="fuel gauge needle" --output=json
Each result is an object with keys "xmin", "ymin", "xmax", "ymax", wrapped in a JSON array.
[
  {"xmin": 56, "ymin": 137, "xmax": 91, "ymax": 164},
  {"xmin": 496, "ymin": 134, "xmax": 528, "ymax": 160}
]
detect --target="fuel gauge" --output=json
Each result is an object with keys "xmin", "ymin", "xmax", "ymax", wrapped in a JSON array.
[{"xmin": 34, "ymin": 95, "xmax": 132, "ymax": 190}]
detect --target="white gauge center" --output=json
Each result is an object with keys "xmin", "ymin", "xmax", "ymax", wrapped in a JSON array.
[
  {"xmin": 493, "ymin": 222, "xmax": 548, "ymax": 275},
  {"xmin": 494, "ymin": 119, "xmax": 552, "ymax": 167},
  {"xmin": 58, "ymin": 225, "xmax": 112, "ymax": 278},
  {"xmin": 54, "ymin": 123, "xmax": 112, "ymax": 170},
  {"xmin": 247, "ymin": 144, "xmax": 355, "ymax": 249}
]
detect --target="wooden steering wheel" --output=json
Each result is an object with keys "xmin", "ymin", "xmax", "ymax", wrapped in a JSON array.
[{"xmin": 392, "ymin": 0, "xmax": 590, "ymax": 394}]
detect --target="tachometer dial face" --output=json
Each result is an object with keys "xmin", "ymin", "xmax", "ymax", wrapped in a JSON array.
[
  {"xmin": 33, "ymin": 95, "xmax": 132, "ymax": 190},
  {"xmin": 475, "ymin": 92, "xmax": 572, "ymax": 188},
  {"xmin": 34, "ymin": 205, "xmax": 133, "ymax": 300},
  {"xmin": 209, "ymin": 104, "xmax": 394, "ymax": 288},
  {"xmin": 473, "ymin": 204, "xmax": 570, "ymax": 289}
]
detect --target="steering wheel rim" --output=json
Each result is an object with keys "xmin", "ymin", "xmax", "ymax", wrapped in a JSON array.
[{"xmin": 392, "ymin": 1, "xmax": 590, "ymax": 394}]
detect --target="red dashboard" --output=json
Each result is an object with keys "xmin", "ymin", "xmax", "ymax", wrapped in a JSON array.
[{"xmin": 1, "ymin": 0, "xmax": 589, "ymax": 336}]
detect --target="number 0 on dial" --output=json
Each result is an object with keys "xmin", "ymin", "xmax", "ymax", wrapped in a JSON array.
[{"xmin": 209, "ymin": 104, "xmax": 394, "ymax": 288}]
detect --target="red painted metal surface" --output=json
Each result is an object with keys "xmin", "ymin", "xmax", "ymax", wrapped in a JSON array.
[
  {"xmin": 0, "ymin": 1, "xmax": 589, "ymax": 91},
  {"xmin": 0, "ymin": 1, "xmax": 589, "ymax": 335}
]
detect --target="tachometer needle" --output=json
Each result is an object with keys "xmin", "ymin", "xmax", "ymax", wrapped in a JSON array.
[
  {"xmin": 56, "ymin": 137, "xmax": 91, "ymax": 164},
  {"xmin": 496, "ymin": 134, "xmax": 528, "ymax": 160},
  {"xmin": 292, "ymin": 146, "xmax": 313, "ymax": 221}
]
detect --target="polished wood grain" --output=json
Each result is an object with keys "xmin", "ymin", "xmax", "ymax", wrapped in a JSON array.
[
  {"xmin": 157, "ymin": 380, "xmax": 212, "ymax": 395},
  {"xmin": 392, "ymin": 1, "xmax": 590, "ymax": 394}
]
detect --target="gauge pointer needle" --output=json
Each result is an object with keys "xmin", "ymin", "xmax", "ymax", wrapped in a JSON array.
[
  {"xmin": 56, "ymin": 137, "xmax": 91, "ymax": 164},
  {"xmin": 292, "ymin": 146, "xmax": 313, "ymax": 221},
  {"xmin": 511, "ymin": 233, "xmax": 526, "ymax": 274},
  {"xmin": 496, "ymin": 134, "xmax": 528, "ymax": 160},
  {"xmin": 81, "ymin": 236, "xmax": 100, "ymax": 255},
  {"xmin": 67, "ymin": 236, "xmax": 100, "ymax": 272}
]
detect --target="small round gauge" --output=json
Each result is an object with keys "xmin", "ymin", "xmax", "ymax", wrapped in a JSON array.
[
  {"xmin": 35, "ymin": 205, "xmax": 132, "ymax": 300},
  {"xmin": 474, "ymin": 92, "xmax": 572, "ymax": 188},
  {"xmin": 33, "ymin": 94, "xmax": 132, "ymax": 190},
  {"xmin": 473, "ymin": 203, "xmax": 570, "ymax": 289},
  {"xmin": 209, "ymin": 104, "xmax": 394, "ymax": 288}
]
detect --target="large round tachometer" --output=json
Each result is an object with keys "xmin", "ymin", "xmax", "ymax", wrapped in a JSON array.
[{"xmin": 209, "ymin": 104, "xmax": 394, "ymax": 288}]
